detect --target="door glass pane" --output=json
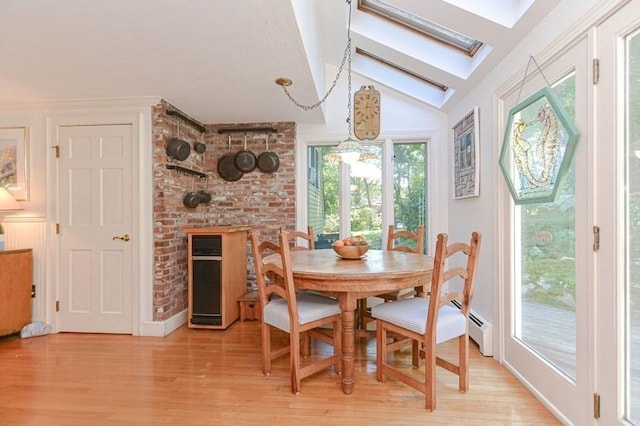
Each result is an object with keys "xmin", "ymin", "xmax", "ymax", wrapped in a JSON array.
[
  {"xmin": 350, "ymin": 145, "xmax": 383, "ymax": 248},
  {"xmin": 393, "ymin": 142, "xmax": 427, "ymax": 252},
  {"xmin": 515, "ymin": 74, "xmax": 577, "ymax": 380},
  {"xmin": 625, "ymin": 29, "xmax": 640, "ymax": 423},
  {"xmin": 307, "ymin": 146, "xmax": 340, "ymax": 248}
]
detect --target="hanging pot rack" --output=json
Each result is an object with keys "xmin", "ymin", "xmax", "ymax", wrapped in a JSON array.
[
  {"xmin": 166, "ymin": 109, "xmax": 207, "ymax": 134},
  {"xmin": 166, "ymin": 164, "xmax": 206, "ymax": 179},
  {"xmin": 218, "ymin": 127, "xmax": 277, "ymax": 134}
]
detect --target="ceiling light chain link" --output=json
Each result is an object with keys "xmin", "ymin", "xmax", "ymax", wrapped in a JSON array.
[{"xmin": 279, "ymin": 0, "xmax": 353, "ymax": 112}]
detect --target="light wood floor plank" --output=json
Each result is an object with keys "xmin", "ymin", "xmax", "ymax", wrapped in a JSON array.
[{"xmin": 0, "ymin": 322, "xmax": 559, "ymax": 425}]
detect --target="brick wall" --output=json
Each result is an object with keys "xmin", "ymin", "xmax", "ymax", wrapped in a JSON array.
[{"xmin": 152, "ymin": 101, "xmax": 296, "ymax": 321}]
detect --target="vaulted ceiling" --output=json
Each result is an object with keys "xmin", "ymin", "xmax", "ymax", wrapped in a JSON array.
[{"xmin": 0, "ymin": 0, "xmax": 560, "ymax": 125}]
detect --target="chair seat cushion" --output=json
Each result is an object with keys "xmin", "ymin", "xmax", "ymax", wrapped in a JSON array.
[
  {"xmin": 371, "ymin": 297, "xmax": 467, "ymax": 343},
  {"xmin": 264, "ymin": 292, "xmax": 341, "ymax": 332}
]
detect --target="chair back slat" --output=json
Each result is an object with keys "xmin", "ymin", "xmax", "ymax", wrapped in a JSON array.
[
  {"xmin": 285, "ymin": 225, "xmax": 315, "ymax": 251},
  {"xmin": 250, "ymin": 229, "xmax": 299, "ymax": 319},
  {"xmin": 425, "ymin": 232, "xmax": 482, "ymax": 335},
  {"xmin": 387, "ymin": 225, "xmax": 425, "ymax": 254}
]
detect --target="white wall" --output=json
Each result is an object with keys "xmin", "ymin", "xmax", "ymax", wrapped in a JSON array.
[{"xmin": 445, "ymin": 0, "xmax": 607, "ymax": 344}]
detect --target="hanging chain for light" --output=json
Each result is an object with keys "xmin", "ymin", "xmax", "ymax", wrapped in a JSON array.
[
  {"xmin": 345, "ymin": 33, "xmax": 352, "ymax": 138},
  {"xmin": 277, "ymin": 0, "xmax": 353, "ymax": 112}
]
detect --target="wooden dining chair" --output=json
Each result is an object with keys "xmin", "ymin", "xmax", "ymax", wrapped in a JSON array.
[
  {"xmin": 358, "ymin": 225, "xmax": 425, "ymax": 329},
  {"xmin": 381, "ymin": 225, "xmax": 426, "ymax": 300},
  {"xmin": 249, "ymin": 227, "xmax": 341, "ymax": 394},
  {"xmin": 285, "ymin": 225, "xmax": 315, "ymax": 251},
  {"xmin": 371, "ymin": 231, "xmax": 482, "ymax": 411}
]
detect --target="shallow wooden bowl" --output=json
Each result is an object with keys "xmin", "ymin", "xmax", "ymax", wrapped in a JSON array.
[{"xmin": 332, "ymin": 243, "xmax": 369, "ymax": 259}]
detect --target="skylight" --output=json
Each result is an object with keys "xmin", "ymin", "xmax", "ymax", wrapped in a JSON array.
[
  {"xmin": 357, "ymin": 0, "xmax": 483, "ymax": 56},
  {"xmin": 355, "ymin": 47, "xmax": 448, "ymax": 91}
]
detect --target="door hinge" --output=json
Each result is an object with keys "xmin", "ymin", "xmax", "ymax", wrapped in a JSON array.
[
  {"xmin": 31, "ymin": 285, "xmax": 36, "ymax": 298},
  {"xmin": 52, "ymin": 145, "xmax": 60, "ymax": 158},
  {"xmin": 594, "ymin": 393, "xmax": 601, "ymax": 419},
  {"xmin": 593, "ymin": 225, "xmax": 600, "ymax": 251},
  {"xmin": 593, "ymin": 58, "xmax": 600, "ymax": 84},
  {"xmin": 56, "ymin": 223, "xmax": 60, "ymax": 234},
  {"xmin": 56, "ymin": 300, "xmax": 60, "ymax": 312}
]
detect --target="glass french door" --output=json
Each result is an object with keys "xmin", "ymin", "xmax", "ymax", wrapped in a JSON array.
[
  {"xmin": 500, "ymin": 38, "xmax": 592, "ymax": 424},
  {"xmin": 596, "ymin": 1, "xmax": 640, "ymax": 423},
  {"xmin": 306, "ymin": 140, "xmax": 428, "ymax": 250}
]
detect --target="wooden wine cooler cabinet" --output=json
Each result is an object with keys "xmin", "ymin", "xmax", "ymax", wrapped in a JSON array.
[{"xmin": 183, "ymin": 226, "xmax": 250, "ymax": 330}]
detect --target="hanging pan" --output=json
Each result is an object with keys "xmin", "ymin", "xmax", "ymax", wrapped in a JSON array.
[
  {"xmin": 183, "ymin": 176, "xmax": 202, "ymax": 208},
  {"xmin": 234, "ymin": 133, "xmax": 257, "ymax": 173},
  {"xmin": 257, "ymin": 133, "xmax": 279, "ymax": 173},
  {"xmin": 217, "ymin": 135, "xmax": 244, "ymax": 182},
  {"xmin": 166, "ymin": 119, "xmax": 191, "ymax": 161},
  {"xmin": 194, "ymin": 130, "xmax": 206, "ymax": 154},
  {"xmin": 166, "ymin": 138, "xmax": 191, "ymax": 161}
]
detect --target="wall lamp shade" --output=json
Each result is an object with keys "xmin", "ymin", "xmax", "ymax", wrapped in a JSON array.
[{"xmin": 0, "ymin": 187, "xmax": 22, "ymax": 211}]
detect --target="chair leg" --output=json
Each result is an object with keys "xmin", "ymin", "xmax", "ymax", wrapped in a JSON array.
[
  {"xmin": 376, "ymin": 321, "xmax": 386, "ymax": 382},
  {"xmin": 301, "ymin": 331, "xmax": 310, "ymax": 358},
  {"xmin": 290, "ymin": 332, "xmax": 302, "ymax": 394},
  {"xmin": 459, "ymin": 334, "xmax": 469, "ymax": 392},
  {"xmin": 424, "ymin": 342, "xmax": 436, "ymax": 411},
  {"xmin": 262, "ymin": 323, "xmax": 272, "ymax": 375},
  {"xmin": 412, "ymin": 340, "xmax": 420, "ymax": 367}
]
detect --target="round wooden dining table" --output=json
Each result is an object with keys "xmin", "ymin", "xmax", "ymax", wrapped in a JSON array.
[{"xmin": 280, "ymin": 248, "xmax": 434, "ymax": 394}]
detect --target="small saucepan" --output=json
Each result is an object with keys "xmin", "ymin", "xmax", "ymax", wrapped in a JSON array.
[
  {"xmin": 166, "ymin": 138, "xmax": 191, "ymax": 161},
  {"xmin": 234, "ymin": 134, "xmax": 257, "ymax": 173},
  {"xmin": 257, "ymin": 133, "xmax": 279, "ymax": 173},
  {"xmin": 183, "ymin": 176, "xmax": 202, "ymax": 208},
  {"xmin": 217, "ymin": 135, "xmax": 244, "ymax": 182}
]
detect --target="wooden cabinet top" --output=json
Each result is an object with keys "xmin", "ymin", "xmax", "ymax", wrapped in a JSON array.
[
  {"xmin": 0, "ymin": 248, "xmax": 32, "ymax": 256},
  {"xmin": 182, "ymin": 225, "xmax": 251, "ymax": 235}
]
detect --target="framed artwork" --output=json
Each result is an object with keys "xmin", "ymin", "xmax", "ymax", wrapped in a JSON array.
[
  {"xmin": 453, "ymin": 107, "xmax": 480, "ymax": 199},
  {"xmin": 498, "ymin": 87, "xmax": 579, "ymax": 205},
  {"xmin": 0, "ymin": 127, "xmax": 29, "ymax": 200}
]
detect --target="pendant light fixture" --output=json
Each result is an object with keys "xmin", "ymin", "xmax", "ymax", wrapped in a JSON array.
[{"xmin": 275, "ymin": 0, "xmax": 378, "ymax": 166}]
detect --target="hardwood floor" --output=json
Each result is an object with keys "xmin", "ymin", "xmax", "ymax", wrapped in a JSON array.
[{"xmin": 0, "ymin": 321, "xmax": 559, "ymax": 425}]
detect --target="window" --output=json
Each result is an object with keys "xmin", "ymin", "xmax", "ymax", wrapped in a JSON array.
[
  {"xmin": 307, "ymin": 139, "xmax": 428, "ymax": 251},
  {"xmin": 357, "ymin": 0, "xmax": 483, "ymax": 56}
]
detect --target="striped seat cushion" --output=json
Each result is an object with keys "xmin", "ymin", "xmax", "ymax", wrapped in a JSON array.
[
  {"xmin": 371, "ymin": 297, "xmax": 467, "ymax": 344},
  {"xmin": 264, "ymin": 292, "xmax": 341, "ymax": 332}
]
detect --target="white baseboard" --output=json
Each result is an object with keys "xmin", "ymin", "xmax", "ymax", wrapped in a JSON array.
[{"xmin": 138, "ymin": 309, "xmax": 187, "ymax": 337}]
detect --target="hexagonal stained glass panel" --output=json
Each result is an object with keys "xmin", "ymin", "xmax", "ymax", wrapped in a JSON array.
[{"xmin": 499, "ymin": 87, "xmax": 580, "ymax": 205}]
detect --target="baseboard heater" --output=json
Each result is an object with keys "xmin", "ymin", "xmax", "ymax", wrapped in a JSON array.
[{"xmin": 450, "ymin": 300, "xmax": 493, "ymax": 356}]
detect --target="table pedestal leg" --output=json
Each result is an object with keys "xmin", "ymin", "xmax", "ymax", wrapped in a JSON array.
[{"xmin": 339, "ymin": 294, "xmax": 356, "ymax": 394}]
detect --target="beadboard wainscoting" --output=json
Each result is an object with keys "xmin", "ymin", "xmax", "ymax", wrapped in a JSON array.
[{"xmin": 1, "ymin": 218, "xmax": 47, "ymax": 323}]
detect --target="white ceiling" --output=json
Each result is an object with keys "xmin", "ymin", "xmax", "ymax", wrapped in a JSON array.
[{"xmin": 0, "ymin": 0, "xmax": 560, "ymax": 125}]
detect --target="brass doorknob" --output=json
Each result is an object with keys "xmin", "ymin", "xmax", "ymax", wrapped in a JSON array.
[{"xmin": 112, "ymin": 234, "xmax": 130, "ymax": 242}]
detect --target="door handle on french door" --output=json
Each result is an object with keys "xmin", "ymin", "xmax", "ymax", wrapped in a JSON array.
[{"xmin": 113, "ymin": 234, "xmax": 130, "ymax": 242}]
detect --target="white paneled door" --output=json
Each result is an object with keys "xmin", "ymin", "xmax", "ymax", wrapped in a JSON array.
[{"xmin": 57, "ymin": 124, "xmax": 134, "ymax": 333}]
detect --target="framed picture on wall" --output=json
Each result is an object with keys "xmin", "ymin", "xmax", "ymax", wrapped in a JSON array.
[
  {"xmin": 0, "ymin": 127, "xmax": 29, "ymax": 200},
  {"xmin": 453, "ymin": 107, "xmax": 480, "ymax": 199}
]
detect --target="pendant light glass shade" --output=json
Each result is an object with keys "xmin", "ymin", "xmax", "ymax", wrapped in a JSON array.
[{"xmin": 324, "ymin": 137, "xmax": 377, "ymax": 166}]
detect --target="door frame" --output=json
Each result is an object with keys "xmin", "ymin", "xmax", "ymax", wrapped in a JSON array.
[
  {"xmin": 47, "ymin": 106, "xmax": 154, "ymax": 336},
  {"xmin": 493, "ymin": 1, "xmax": 632, "ymax": 424}
]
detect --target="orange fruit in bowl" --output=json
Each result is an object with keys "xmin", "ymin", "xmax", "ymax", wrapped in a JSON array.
[{"xmin": 333, "ymin": 240, "xmax": 345, "ymax": 247}]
